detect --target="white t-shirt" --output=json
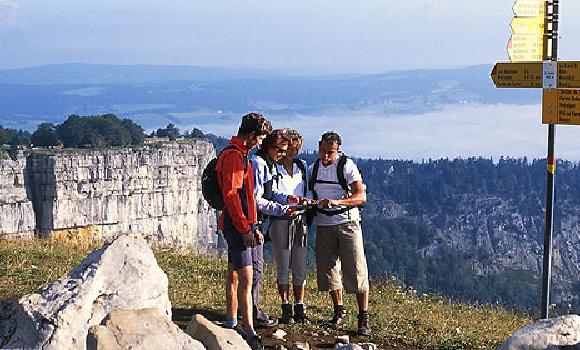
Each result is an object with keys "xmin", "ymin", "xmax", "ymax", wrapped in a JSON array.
[
  {"xmin": 276, "ymin": 160, "xmax": 308, "ymax": 197},
  {"xmin": 308, "ymin": 156, "xmax": 362, "ymax": 226}
]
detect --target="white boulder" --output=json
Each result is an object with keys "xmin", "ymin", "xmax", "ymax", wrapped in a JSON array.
[
  {"xmin": 0, "ymin": 234, "xmax": 172, "ymax": 350},
  {"xmin": 186, "ymin": 314, "xmax": 249, "ymax": 350},
  {"xmin": 498, "ymin": 315, "xmax": 580, "ymax": 350},
  {"xmin": 87, "ymin": 308, "xmax": 204, "ymax": 350}
]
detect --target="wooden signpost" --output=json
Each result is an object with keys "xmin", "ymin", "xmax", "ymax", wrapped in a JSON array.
[{"xmin": 491, "ymin": 0, "xmax": 564, "ymax": 319}]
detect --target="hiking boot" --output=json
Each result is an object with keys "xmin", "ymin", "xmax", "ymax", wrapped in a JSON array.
[
  {"xmin": 328, "ymin": 306, "xmax": 348, "ymax": 329},
  {"xmin": 357, "ymin": 311, "xmax": 372, "ymax": 336},
  {"xmin": 243, "ymin": 333, "xmax": 263, "ymax": 350},
  {"xmin": 293, "ymin": 304, "xmax": 309, "ymax": 324},
  {"xmin": 280, "ymin": 303, "xmax": 294, "ymax": 324},
  {"xmin": 254, "ymin": 308, "xmax": 278, "ymax": 328}
]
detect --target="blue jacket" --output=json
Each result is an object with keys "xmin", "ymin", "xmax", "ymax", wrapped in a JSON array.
[{"xmin": 251, "ymin": 154, "xmax": 289, "ymax": 217}]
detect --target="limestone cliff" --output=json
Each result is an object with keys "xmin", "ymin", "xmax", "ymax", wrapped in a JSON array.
[
  {"xmin": 0, "ymin": 141, "xmax": 217, "ymax": 253},
  {"xmin": 0, "ymin": 153, "xmax": 35, "ymax": 238}
]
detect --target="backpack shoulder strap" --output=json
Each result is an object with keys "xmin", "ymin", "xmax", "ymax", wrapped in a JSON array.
[
  {"xmin": 293, "ymin": 159, "xmax": 307, "ymax": 196},
  {"xmin": 337, "ymin": 154, "xmax": 349, "ymax": 192},
  {"xmin": 309, "ymin": 159, "xmax": 320, "ymax": 199}
]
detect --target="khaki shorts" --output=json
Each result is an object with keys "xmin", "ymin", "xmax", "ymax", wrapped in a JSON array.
[{"xmin": 316, "ymin": 221, "xmax": 369, "ymax": 294}]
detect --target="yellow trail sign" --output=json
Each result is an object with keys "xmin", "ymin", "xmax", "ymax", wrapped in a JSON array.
[
  {"xmin": 507, "ymin": 34, "xmax": 544, "ymax": 62},
  {"xmin": 558, "ymin": 62, "xmax": 580, "ymax": 88},
  {"xmin": 511, "ymin": 17, "xmax": 545, "ymax": 35},
  {"xmin": 542, "ymin": 89, "xmax": 580, "ymax": 125},
  {"xmin": 491, "ymin": 62, "xmax": 543, "ymax": 88},
  {"xmin": 491, "ymin": 61, "xmax": 580, "ymax": 89},
  {"xmin": 512, "ymin": 0, "xmax": 546, "ymax": 17}
]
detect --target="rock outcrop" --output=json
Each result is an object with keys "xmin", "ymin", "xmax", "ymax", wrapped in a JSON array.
[
  {"xmin": 0, "ymin": 140, "xmax": 217, "ymax": 252},
  {"xmin": 186, "ymin": 314, "xmax": 250, "ymax": 350},
  {"xmin": 87, "ymin": 308, "xmax": 204, "ymax": 350},
  {"xmin": 0, "ymin": 153, "xmax": 35, "ymax": 238},
  {"xmin": 498, "ymin": 315, "xmax": 580, "ymax": 350},
  {"xmin": 0, "ymin": 234, "xmax": 172, "ymax": 349}
]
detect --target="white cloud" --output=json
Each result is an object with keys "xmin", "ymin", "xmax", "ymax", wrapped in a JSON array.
[{"xmin": 180, "ymin": 104, "xmax": 580, "ymax": 161}]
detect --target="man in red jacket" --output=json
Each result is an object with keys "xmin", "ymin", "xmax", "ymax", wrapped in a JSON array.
[{"xmin": 216, "ymin": 112, "xmax": 272, "ymax": 349}]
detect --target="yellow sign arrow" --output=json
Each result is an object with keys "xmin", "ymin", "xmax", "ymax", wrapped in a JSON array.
[
  {"xmin": 511, "ymin": 17, "xmax": 545, "ymax": 35},
  {"xmin": 491, "ymin": 62, "xmax": 543, "ymax": 88},
  {"xmin": 543, "ymin": 89, "xmax": 580, "ymax": 125},
  {"xmin": 512, "ymin": 0, "xmax": 546, "ymax": 17},
  {"xmin": 507, "ymin": 34, "xmax": 544, "ymax": 62}
]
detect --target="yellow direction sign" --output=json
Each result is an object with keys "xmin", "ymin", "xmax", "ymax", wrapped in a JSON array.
[
  {"xmin": 512, "ymin": 0, "xmax": 546, "ymax": 17},
  {"xmin": 542, "ymin": 89, "xmax": 580, "ymax": 125},
  {"xmin": 507, "ymin": 34, "xmax": 544, "ymax": 62},
  {"xmin": 491, "ymin": 61, "xmax": 580, "ymax": 88},
  {"xmin": 558, "ymin": 62, "xmax": 580, "ymax": 89},
  {"xmin": 491, "ymin": 62, "xmax": 543, "ymax": 88},
  {"xmin": 511, "ymin": 17, "xmax": 545, "ymax": 35}
]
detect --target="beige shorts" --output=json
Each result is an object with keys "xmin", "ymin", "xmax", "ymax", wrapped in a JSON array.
[{"xmin": 316, "ymin": 221, "xmax": 369, "ymax": 294}]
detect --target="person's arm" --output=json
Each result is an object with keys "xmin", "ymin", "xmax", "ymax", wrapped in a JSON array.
[
  {"xmin": 220, "ymin": 151, "xmax": 251, "ymax": 235},
  {"xmin": 320, "ymin": 159, "xmax": 366, "ymax": 207},
  {"xmin": 252, "ymin": 158, "xmax": 289, "ymax": 216},
  {"xmin": 325, "ymin": 180, "xmax": 366, "ymax": 207}
]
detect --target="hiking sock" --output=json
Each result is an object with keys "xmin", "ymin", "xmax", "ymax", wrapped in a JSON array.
[{"xmin": 225, "ymin": 317, "xmax": 237, "ymax": 329}]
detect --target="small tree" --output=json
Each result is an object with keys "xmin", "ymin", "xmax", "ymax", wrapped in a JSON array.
[{"xmin": 31, "ymin": 123, "xmax": 59, "ymax": 147}]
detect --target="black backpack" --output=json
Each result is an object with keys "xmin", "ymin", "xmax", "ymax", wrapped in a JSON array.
[{"xmin": 201, "ymin": 145, "xmax": 247, "ymax": 210}]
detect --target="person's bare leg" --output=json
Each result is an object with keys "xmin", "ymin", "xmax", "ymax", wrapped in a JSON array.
[
  {"xmin": 226, "ymin": 264, "xmax": 239, "ymax": 319},
  {"xmin": 293, "ymin": 284, "xmax": 305, "ymax": 304},
  {"xmin": 330, "ymin": 289, "xmax": 343, "ymax": 307},
  {"xmin": 278, "ymin": 283, "xmax": 290, "ymax": 302},
  {"xmin": 356, "ymin": 291, "xmax": 369, "ymax": 312},
  {"xmin": 238, "ymin": 265, "xmax": 254, "ymax": 332}
]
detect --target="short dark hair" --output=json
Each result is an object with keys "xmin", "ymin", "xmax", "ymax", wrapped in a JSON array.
[
  {"xmin": 319, "ymin": 131, "xmax": 341, "ymax": 146},
  {"xmin": 256, "ymin": 129, "xmax": 290, "ymax": 158},
  {"xmin": 237, "ymin": 113, "xmax": 272, "ymax": 136}
]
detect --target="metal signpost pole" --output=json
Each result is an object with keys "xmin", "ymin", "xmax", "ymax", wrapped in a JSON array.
[{"xmin": 541, "ymin": 0, "xmax": 559, "ymax": 320}]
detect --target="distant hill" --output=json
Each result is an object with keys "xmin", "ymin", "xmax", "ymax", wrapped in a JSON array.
[{"xmin": 0, "ymin": 64, "xmax": 539, "ymax": 132}]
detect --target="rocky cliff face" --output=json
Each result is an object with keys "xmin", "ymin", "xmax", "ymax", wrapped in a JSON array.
[
  {"xmin": 0, "ymin": 141, "xmax": 217, "ymax": 253},
  {"xmin": 0, "ymin": 153, "xmax": 35, "ymax": 238}
]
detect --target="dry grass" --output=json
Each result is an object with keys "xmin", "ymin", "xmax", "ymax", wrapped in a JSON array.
[{"xmin": 0, "ymin": 239, "xmax": 531, "ymax": 349}]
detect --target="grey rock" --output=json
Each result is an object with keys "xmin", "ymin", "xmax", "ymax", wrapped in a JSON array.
[
  {"xmin": 87, "ymin": 308, "xmax": 204, "ymax": 350},
  {"xmin": 334, "ymin": 335, "xmax": 350, "ymax": 344},
  {"xmin": 291, "ymin": 341, "xmax": 310, "ymax": 350},
  {"xmin": 0, "ymin": 234, "xmax": 171, "ymax": 349},
  {"xmin": 498, "ymin": 315, "xmax": 580, "ymax": 350},
  {"xmin": 186, "ymin": 314, "xmax": 249, "ymax": 350}
]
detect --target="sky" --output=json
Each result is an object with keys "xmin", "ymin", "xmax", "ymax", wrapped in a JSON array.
[{"xmin": 2, "ymin": 0, "xmax": 580, "ymax": 72}]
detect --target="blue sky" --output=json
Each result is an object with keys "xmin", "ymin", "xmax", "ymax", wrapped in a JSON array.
[{"xmin": 2, "ymin": 0, "xmax": 580, "ymax": 72}]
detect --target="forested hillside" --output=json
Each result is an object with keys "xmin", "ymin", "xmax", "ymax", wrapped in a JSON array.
[{"xmin": 355, "ymin": 157, "xmax": 580, "ymax": 315}]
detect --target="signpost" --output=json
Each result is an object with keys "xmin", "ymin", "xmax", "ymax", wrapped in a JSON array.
[
  {"xmin": 491, "ymin": 61, "xmax": 580, "ymax": 88},
  {"xmin": 491, "ymin": 0, "xmax": 562, "ymax": 319}
]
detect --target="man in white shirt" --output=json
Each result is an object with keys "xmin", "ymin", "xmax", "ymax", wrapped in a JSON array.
[{"xmin": 309, "ymin": 131, "xmax": 371, "ymax": 336}]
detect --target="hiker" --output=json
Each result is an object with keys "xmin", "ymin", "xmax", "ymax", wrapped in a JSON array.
[
  {"xmin": 309, "ymin": 131, "xmax": 371, "ymax": 336},
  {"xmin": 250, "ymin": 128, "xmax": 302, "ymax": 328},
  {"xmin": 216, "ymin": 112, "xmax": 272, "ymax": 349},
  {"xmin": 267, "ymin": 129, "xmax": 312, "ymax": 324}
]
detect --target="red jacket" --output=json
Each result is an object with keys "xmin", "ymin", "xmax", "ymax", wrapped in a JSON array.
[{"xmin": 216, "ymin": 136, "xmax": 257, "ymax": 234}]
